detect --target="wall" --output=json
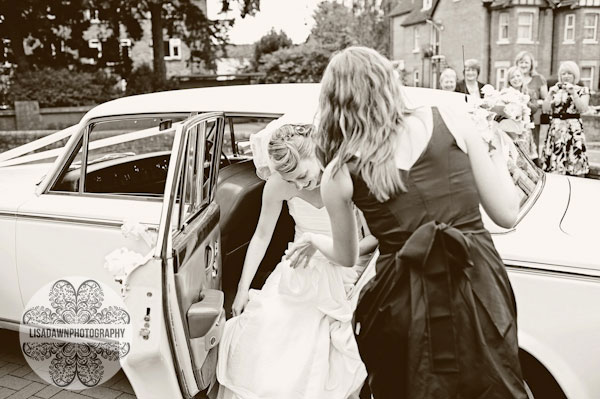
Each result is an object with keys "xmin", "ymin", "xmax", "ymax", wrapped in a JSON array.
[
  {"xmin": 489, "ymin": 6, "xmax": 554, "ymax": 88},
  {"xmin": 0, "ymin": 104, "xmax": 92, "ymax": 131},
  {"xmin": 433, "ymin": 0, "xmax": 489, "ymax": 82},
  {"xmin": 553, "ymin": 7, "xmax": 600, "ymax": 90}
]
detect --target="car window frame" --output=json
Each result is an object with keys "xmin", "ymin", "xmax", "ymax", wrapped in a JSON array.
[
  {"xmin": 222, "ymin": 112, "xmax": 281, "ymax": 160},
  {"xmin": 511, "ymin": 143, "xmax": 546, "ymax": 226},
  {"xmin": 42, "ymin": 112, "xmax": 192, "ymax": 201},
  {"xmin": 155, "ymin": 112, "xmax": 225, "ymax": 258}
]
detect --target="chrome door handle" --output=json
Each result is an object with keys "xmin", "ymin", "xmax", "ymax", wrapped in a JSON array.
[{"xmin": 205, "ymin": 243, "xmax": 218, "ymax": 278}]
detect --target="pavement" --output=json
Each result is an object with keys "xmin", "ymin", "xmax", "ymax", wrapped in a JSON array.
[{"xmin": 0, "ymin": 330, "xmax": 136, "ymax": 399}]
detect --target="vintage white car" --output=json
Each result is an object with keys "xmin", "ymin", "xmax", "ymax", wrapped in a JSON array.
[{"xmin": 0, "ymin": 84, "xmax": 598, "ymax": 399}]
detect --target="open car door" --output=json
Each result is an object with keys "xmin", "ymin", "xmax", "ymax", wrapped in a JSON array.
[{"xmin": 155, "ymin": 112, "xmax": 226, "ymax": 398}]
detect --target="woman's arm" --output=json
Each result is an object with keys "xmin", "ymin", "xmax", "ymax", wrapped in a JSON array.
[
  {"xmin": 359, "ymin": 235, "xmax": 379, "ymax": 256},
  {"xmin": 232, "ymin": 175, "xmax": 288, "ymax": 315},
  {"xmin": 542, "ymin": 86, "xmax": 556, "ymax": 114},
  {"xmin": 464, "ymin": 128, "xmax": 520, "ymax": 228},
  {"xmin": 567, "ymin": 85, "xmax": 589, "ymax": 113}
]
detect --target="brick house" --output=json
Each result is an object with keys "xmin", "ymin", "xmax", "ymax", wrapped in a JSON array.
[
  {"xmin": 390, "ymin": 0, "xmax": 600, "ymax": 92},
  {"xmin": 82, "ymin": 0, "xmax": 208, "ymax": 78}
]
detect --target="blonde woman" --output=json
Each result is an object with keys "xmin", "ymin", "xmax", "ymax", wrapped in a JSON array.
[
  {"xmin": 515, "ymin": 51, "xmax": 549, "ymax": 155},
  {"xmin": 506, "ymin": 66, "xmax": 539, "ymax": 160},
  {"xmin": 541, "ymin": 61, "xmax": 590, "ymax": 176},
  {"xmin": 287, "ymin": 47, "xmax": 527, "ymax": 399},
  {"xmin": 439, "ymin": 68, "xmax": 457, "ymax": 91},
  {"xmin": 216, "ymin": 123, "xmax": 376, "ymax": 399}
]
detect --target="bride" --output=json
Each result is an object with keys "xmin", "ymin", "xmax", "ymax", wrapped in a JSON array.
[{"xmin": 216, "ymin": 122, "xmax": 377, "ymax": 399}]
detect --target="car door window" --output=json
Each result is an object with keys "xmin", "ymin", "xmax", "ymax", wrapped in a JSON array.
[
  {"xmin": 223, "ymin": 116, "xmax": 276, "ymax": 157},
  {"xmin": 176, "ymin": 117, "xmax": 224, "ymax": 230},
  {"xmin": 50, "ymin": 114, "xmax": 187, "ymax": 196}
]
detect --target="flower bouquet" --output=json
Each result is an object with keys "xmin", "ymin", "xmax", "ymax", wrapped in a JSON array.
[{"xmin": 468, "ymin": 84, "xmax": 534, "ymax": 156}]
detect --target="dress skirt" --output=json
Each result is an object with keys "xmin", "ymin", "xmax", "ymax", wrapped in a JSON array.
[{"xmin": 354, "ymin": 221, "xmax": 527, "ymax": 399}]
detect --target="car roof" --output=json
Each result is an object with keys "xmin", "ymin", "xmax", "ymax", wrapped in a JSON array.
[
  {"xmin": 82, "ymin": 83, "xmax": 467, "ymax": 122},
  {"xmin": 83, "ymin": 83, "xmax": 323, "ymax": 120}
]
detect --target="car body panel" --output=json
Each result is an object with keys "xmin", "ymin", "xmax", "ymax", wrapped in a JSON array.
[
  {"xmin": 508, "ymin": 268, "xmax": 600, "ymax": 399},
  {"xmin": 15, "ymin": 194, "xmax": 162, "ymax": 306},
  {"xmin": 561, "ymin": 176, "xmax": 600, "ymax": 239}
]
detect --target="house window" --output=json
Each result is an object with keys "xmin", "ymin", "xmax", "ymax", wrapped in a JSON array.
[
  {"xmin": 583, "ymin": 13, "xmax": 599, "ymax": 42},
  {"xmin": 413, "ymin": 27, "xmax": 420, "ymax": 52},
  {"xmin": 83, "ymin": 9, "xmax": 100, "ymax": 23},
  {"xmin": 496, "ymin": 67, "xmax": 508, "ymax": 90},
  {"xmin": 564, "ymin": 14, "xmax": 575, "ymax": 43},
  {"xmin": 88, "ymin": 39, "xmax": 102, "ymax": 58},
  {"xmin": 164, "ymin": 38, "xmax": 182, "ymax": 60},
  {"xmin": 431, "ymin": 25, "xmax": 440, "ymax": 55},
  {"xmin": 422, "ymin": 0, "xmax": 432, "ymax": 10},
  {"xmin": 120, "ymin": 39, "xmax": 131, "ymax": 59},
  {"xmin": 498, "ymin": 12, "xmax": 509, "ymax": 43},
  {"xmin": 517, "ymin": 11, "xmax": 534, "ymax": 43},
  {"xmin": 581, "ymin": 66, "xmax": 594, "ymax": 89},
  {"xmin": 414, "ymin": 70, "xmax": 420, "ymax": 87}
]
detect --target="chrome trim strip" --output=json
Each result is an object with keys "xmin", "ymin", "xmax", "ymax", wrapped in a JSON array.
[
  {"xmin": 506, "ymin": 263, "xmax": 600, "ymax": 281},
  {"xmin": 43, "ymin": 191, "xmax": 164, "ymax": 202},
  {"xmin": 41, "ymin": 126, "xmax": 85, "ymax": 195},
  {"xmin": 0, "ymin": 318, "xmax": 21, "ymax": 332},
  {"xmin": 0, "ymin": 210, "xmax": 17, "ymax": 218},
  {"xmin": 80, "ymin": 124, "xmax": 90, "ymax": 194},
  {"xmin": 15, "ymin": 212, "xmax": 158, "ymax": 230}
]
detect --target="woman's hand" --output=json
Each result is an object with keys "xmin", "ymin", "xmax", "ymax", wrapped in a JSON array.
[
  {"xmin": 285, "ymin": 233, "xmax": 316, "ymax": 269},
  {"xmin": 565, "ymin": 83, "xmax": 579, "ymax": 100},
  {"xmin": 231, "ymin": 289, "xmax": 250, "ymax": 317}
]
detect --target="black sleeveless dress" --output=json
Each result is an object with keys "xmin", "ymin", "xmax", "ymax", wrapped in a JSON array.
[{"xmin": 351, "ymin": 107, "xmax": 527, "ymax": 399}]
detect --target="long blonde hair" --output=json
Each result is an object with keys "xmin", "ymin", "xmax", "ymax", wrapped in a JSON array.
[
  {"xmin": 268, "ymin": 124, "xmax": 315, "ymax": 175},
  {"xmin": 315, "ymin": 46, "xmax": 409, "ymax": 202}
]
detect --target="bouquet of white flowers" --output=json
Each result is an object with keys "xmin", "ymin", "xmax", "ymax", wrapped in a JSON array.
[{"xmin": 468, "ymin": 84, "xmax": 535, "ymax": 153}]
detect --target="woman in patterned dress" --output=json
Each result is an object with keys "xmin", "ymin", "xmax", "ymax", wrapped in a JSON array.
[{"xmin": 541, "ymin": 61, "xmax": 590, "ymax": 176}]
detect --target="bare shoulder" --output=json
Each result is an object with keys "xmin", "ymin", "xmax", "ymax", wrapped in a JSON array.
[
  {"xmin": 264, "ymin": 173, "xmax": 295, "ymax": 201},
  {"xmin": 322, "ymin": 160, "xmax": 353, "ymax": 201}
]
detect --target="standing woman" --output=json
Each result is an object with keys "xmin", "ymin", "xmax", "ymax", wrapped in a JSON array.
[
  {"xmin": 455, "ymin": 59, "xmax": 485, "ymax": 98},
  {"xmin": 515, "ymin": 51, "xmax": 548, "ymax": 155},
  {"xmin": 506, "ymin": 65, "xmax": 539, "ymax": 160},
  {"xmin": 541, "ymin": 61, "xmax": 590, "ymax": 176},
  {"xmin": 288, "ymin": 46, "xmax": 527, "ymax": 399}
]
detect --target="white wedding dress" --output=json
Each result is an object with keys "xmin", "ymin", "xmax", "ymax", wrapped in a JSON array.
[{"xmin": 216, "ymin": 197, "xmax": 369, "ymax": 399}]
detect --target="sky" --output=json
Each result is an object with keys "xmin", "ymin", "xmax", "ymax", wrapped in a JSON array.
[{"xmin": 206, "ymin": 0, "xmax": 325, "ymax": 45}]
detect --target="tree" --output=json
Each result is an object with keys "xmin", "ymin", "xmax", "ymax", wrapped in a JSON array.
[
  {"xmin": 141, "ymin": 0, "xmax": 261, "ymax": 85},
  {"xmin": 0, "ymin": 0, "xmax": 260, "ymax": 83},
  {"xmin": 309, "ymin": 1, "xmax": 358, "ymax": 52},
  {"xmin": 251, "ymin": 28, "xmax": 291, "ymax": 69},
  {"xmin": 0, "ymin": 0, "xmax": 92, "ymax": 70},
  {"xmin": 258, "ymin": 45, "xmax": 330, "ymax": 84},
  {"xmin": 309, "ymin": 0, "xmax": 391, "ymax": 55},
  {"xmin": 255, "ymin": 1, "xmax": 392, "ymax": 83}
]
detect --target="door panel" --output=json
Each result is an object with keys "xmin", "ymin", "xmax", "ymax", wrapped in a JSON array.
[
  {"xmin": 173, "ymin": 202, "xmax": 223, "ymax": 389},
  {"xmin": 157, "ymin": 113, "xmax": 225, "ymax": 397}
]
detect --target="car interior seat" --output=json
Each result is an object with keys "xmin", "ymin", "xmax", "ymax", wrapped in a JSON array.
[{"xmin": 215, "ymin": 160, "xmax": 295, "ymax": 315}]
